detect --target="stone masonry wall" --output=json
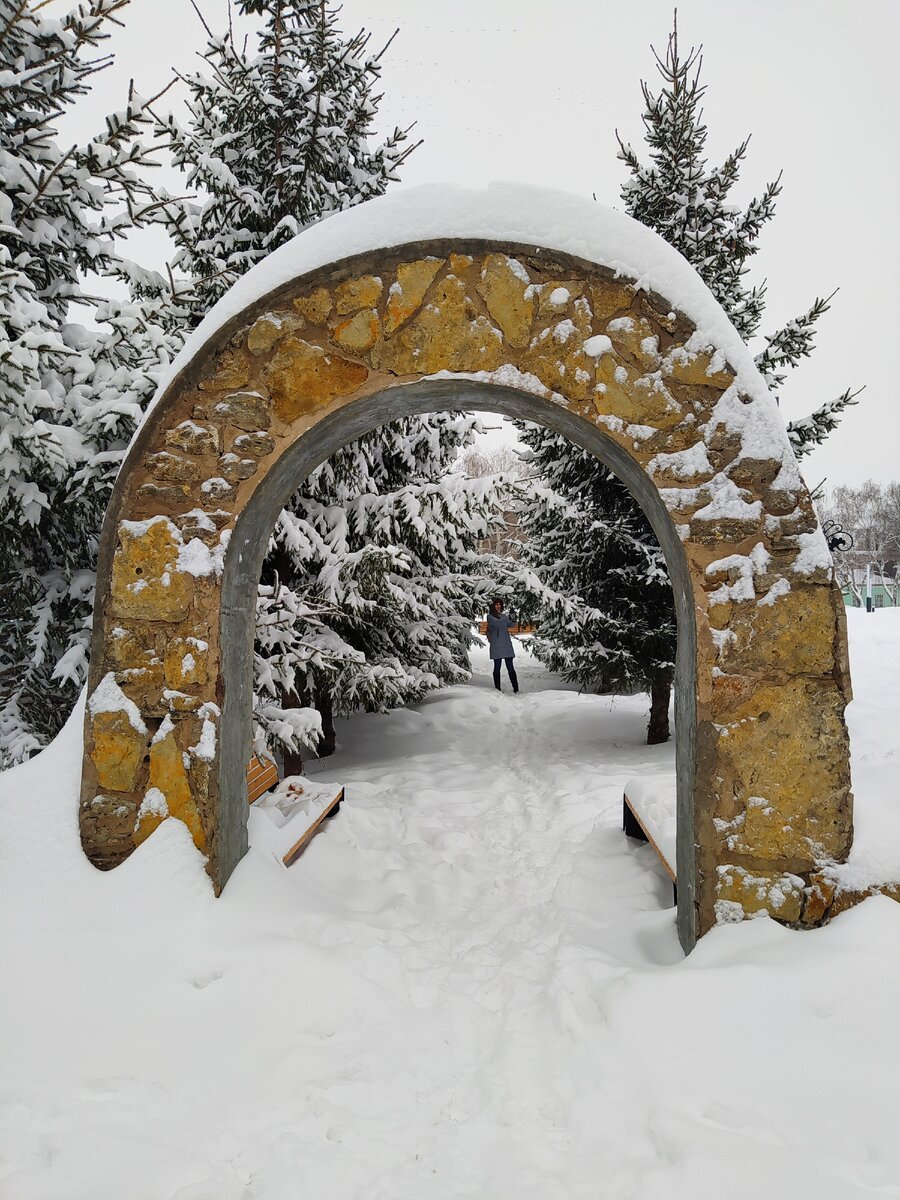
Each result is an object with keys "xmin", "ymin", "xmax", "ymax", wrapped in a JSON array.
[{"xmin": 79, "ymin": 243, "xmax": 855, "ymax": 938}]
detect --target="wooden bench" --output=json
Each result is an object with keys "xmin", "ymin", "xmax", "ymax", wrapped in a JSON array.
[
  {"xmin": 623, "ymin": 784, "xmax": 677, "ymax": 905},
  {"xmin": 246, "ymin": 754, "xmax": 279, "ymax": 804},
  {"xmin": 245, "ymin": 759, "xmax": 345, "ymax": 867},
  {"xmin": 477, "ymin": 621, "xmax": 536, "ymax": 635}
]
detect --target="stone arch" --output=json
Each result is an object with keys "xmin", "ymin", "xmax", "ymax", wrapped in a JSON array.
[{"xmin": 80, "ymin": 231, "xmax": 853, "ymax": 952}]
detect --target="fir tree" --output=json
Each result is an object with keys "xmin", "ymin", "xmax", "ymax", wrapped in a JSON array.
[
  {"xmin": 510, "ymin": 432, "xmax": 676, "ymax": 743},
  {"xmin": 0, "ymin": 0, "xmax": 182, "ymax": 764},
  {"xmin": 150, "ymin": 1, "xmax": 504, "ymax": 767},
  {"xmin": 616, "ymin": 13, "xmax": 862, "ymax": 449},
  {"xmin": 519, "ymin": 14, "xmax": 862, "ymax": 742},
  {"xmin": 155, "ymin": 0, "xmax": 417, "ymax": 315}
]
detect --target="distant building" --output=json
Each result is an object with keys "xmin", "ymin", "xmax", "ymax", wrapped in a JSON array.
[{"xmin": 841, "ymin": 568, "xmax": 900, "ymax": 609}]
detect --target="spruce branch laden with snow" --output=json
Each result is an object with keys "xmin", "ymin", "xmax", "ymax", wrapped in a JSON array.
[{"xmin": 0, "ymin": 0, "xmax": 186, "ymax": 765}]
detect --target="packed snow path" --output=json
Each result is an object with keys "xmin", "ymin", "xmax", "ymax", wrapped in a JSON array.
[{"xmin": 2, "ymin": 635, "xmax": 900, "ymax": 1199}]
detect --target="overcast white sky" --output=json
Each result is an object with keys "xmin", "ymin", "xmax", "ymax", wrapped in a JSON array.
[{"xmin": 65, "ymin": 0, "xmax": 898, "ymax": 488}]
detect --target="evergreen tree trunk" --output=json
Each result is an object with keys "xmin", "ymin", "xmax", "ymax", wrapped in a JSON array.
[
  {"xmin": 646, "ymin": 676, "xmax": 671, "ymax": 745},
  {"xmin": 279, "ymin": 685, "xmax": 305, "ymax": 777},
  {"xmin": 316, "ymin": 691, "xmax": 337, "ymax": 758}
]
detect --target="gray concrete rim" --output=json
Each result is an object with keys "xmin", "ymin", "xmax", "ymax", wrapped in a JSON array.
[{"xmin": 219, "ymin": 379, "xmax": 698, "ymax": 952}]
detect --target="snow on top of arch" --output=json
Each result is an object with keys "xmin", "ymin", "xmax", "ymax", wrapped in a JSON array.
[{"xmin": 142, "ymin": 182, "xmax": 778, "ymax": 423}]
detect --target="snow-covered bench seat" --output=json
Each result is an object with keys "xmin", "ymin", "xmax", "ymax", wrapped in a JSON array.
[
  {"xmin": 249, "ymin": 775, "xmax": 345, "ymax": 867},
  {"xmin": 623, "ymin": 774, "xmax": 677, "ymax": 904}
]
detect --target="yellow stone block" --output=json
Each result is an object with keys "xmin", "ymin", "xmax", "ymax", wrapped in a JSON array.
[
  {"xmin": 90, "ymin": 710, "xmax": 146, "ymax": 792},
  {"xmin": 522, "ymin": 300, "xmax": 594, "ymax": 401},
  {"xmin": 334, "ymin": 275, "xmax": 383, "ymax": 315},
  {"xmin": 383, "ymin": 258, "xmax": 444, "ymax": 336},
  {"xmin": 293, "ymin": 287, "xmax": 332, "ymax": 324},
  {"xmin": 667, "ymin": 348, "xmax": 733, "ymax": 390},
  {"xmin": 589, "ymin": 281, "xmax": 636, "ymax": 324},
  {"xmin": 110, "ymin": 518, "xmax": 193, "ymax": 622},
  {"xmin": 715, "ymin": 679, "xmax": 852, "ymax": 864},
  {"xmin": 264, "ymin": 336, "xmax": 368, "ymax": 424},
  {"xmin": 331, "ymin": 308, "xmax": 381, "ymax": 354},
  {"xmin": 163, "ymin": 636, "xmax": 209, "ymax": 689},
  {"xmin": 247, "ymin": 312, "xmax": 304, "ymax": 355},
  {"xmin": 372, "ymin": 275, "xmax": 504, "ymax": 375},
  {"xmin": 717, "ymin": 587, "xmax": 836, "ymax": 676},
  {"xmin": 476, "ymin": 254, "xmax": 535, "ymax": 349},
  {"xmin": 135, "ymin": 722, "xmax": 206, "ymax": 851},
  {"xmin": 716, "ymin": 865, "xmax": 805, "ymax": 923},
  {"xmin": 537, "ymin": 281, "xmax": 584, "ymax": 317},
  {"xmin": 605, "ymin": 315, "xmax": 661, "ymax": 369},
  {"xmin": 197, "ymin": 348, "xmax": 251, "ymax": 392}
]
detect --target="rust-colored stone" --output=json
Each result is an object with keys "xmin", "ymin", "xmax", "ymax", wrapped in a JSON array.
[
  {"xmin": 476, "ymin": 254, "xmax": 535, "ymax": 349},
  {"xmin": 383, "ymin": 258, "xmax": 444, "ymax": 336},
  {"xmin": 372, "ymin": 275, "xmax": 504, "ymax": 375},
  {"xmin": 330, "ymin": 308, "xmax": 380, "ymax": 353},
  {"xmin": 802, "ymin": 873, "xmax": 837, "ymax": 925},
  {"xmin": 293, "ymin": 287, "xmax": 332, "ymax": 324},
  {"xmin": 265, "ymin": 336, "xmax": 369, "ymax": 424},
  {"xmin": 89, "ymin": 710, "xmax": 147, "ymax": 793},
  {"xmin": 109, "ymin": 517, "xmax": 193, "ymax": 622},
  {"xmin": 334, "ymin": 275, "xmax": 382, "ymax": 315},
  {"xmin": 136, "ymin": 722, "xmax": 206, "ymax": 851},
  {"xmin": 197, "ymin": 348, "xmax": 251, "ymax": 392}
]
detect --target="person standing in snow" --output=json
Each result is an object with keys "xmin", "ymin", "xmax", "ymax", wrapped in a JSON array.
[{"xmin": 486, "ymin": 598, "xmax": 519, "ymax": 694}]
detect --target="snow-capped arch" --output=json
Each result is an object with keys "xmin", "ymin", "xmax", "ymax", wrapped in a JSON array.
[{"xmin": 79, "ymin": 185, "xmax": 853, "ymax": 951}]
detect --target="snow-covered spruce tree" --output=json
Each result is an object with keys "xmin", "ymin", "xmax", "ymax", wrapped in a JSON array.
[
  {"xmin": 152, "ymin": 1, "xmax": 506, "ymax": 767},
  {"xmin": 156, "ymin": 0, "xmax": 416, "ymax": 316},
  {"xmin": 510, "ymin": 431, "xmax": 677, "ymax": 743},
  {"xmin": 0, "ymin": 0, "xmax": 183, "ymax": 764},
  {"xmin": 616, "ymin": 13, "xmax": 863, "ymax": 450},
  {"xmin": 517, "ymin": 16, "xmax": 862, "ymax": 743},
  {"xmin": 261, "ymin": 417, "xmax": 514, "ymax": 769}
]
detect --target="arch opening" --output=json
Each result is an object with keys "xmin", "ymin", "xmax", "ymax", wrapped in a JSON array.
[{"xmin": 219, "ymin": 381, "xmax": 697, "ymax": 947}]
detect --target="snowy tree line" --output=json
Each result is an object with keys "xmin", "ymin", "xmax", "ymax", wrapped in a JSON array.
[
  {"xmin": 0, "ymin": 0, "xmax": 511, "ymax": 767},
  {"xmin": 1, "ymin": 2, "xmax": 863, "ymax": 767}
]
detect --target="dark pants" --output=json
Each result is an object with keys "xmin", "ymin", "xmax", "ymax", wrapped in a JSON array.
[{"xmin": 493, "ymin": 657, "xmax": 518, "ymax": 692}]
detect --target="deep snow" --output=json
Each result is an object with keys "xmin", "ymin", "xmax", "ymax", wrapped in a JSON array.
[{"xmin": 1, "ymin": 612, "xmax": 899, "ymax": 1199}]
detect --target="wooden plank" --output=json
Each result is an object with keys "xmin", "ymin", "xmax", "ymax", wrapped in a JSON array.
[
  {"xmin": 282, "ymin": 787, "xmax": 344, "ymax": 867},
  {"xmin": 246, "ymin": 755, "xmax": 279, "ymax": 804},
  {"xmin": 623, "ymin": 790, "xmax": 676, "ymax": 882}
]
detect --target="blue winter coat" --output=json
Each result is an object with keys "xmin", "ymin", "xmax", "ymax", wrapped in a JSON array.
[{"xmin": 486, "ymin": 612, "xmax": 516, "ymax": 659}]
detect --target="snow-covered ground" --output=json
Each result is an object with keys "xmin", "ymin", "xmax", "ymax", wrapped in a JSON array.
[{"xmin": 1, "ymin": 613, "xmax": 899, "ymax": 1199}]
